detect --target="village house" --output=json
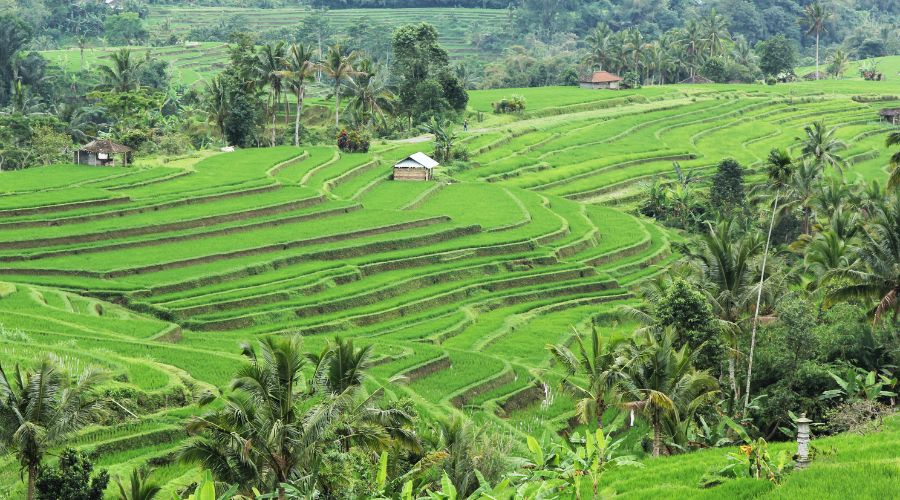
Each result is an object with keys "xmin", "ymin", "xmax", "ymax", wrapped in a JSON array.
[
  {"xmin": 393, "ymin": 152, "xmax": 438, "ymax": 181},
  {"xmin": 879, "ymin": 107, "xmax": 900, "ymax": 126},
  {"xmin": 73, "ymin": 139, "xmax": 133, "ymax": 166},
  {"xmin": 579, "ymin": 71, "xmax": 623, "ymax": 89}
]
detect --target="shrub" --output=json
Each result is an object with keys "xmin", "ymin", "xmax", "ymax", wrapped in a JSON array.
[
  {"xmin": 336, "ymin": 128, "xmax": 370, "ymax": 153},
  {"xmin": 622, "ymin": 71, "xmax": 641, "ymax": 89},
  {"xmin": 492, "ymin": 95, "xmax": 526, "ymax": 114},
  {"xmin": 824, "ymin": 400, "xmax": 893, "ymax": 435}
]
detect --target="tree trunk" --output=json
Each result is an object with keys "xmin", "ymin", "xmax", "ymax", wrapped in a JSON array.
[
  {"xmin": 334, "ymin": 82, "xmax": 341, "ymax": 127},
  {"xmin": 744, "ymin": 193, "xmax": 779, "ymax": 414},
  {"xmin": 294, "ymin": 88, "xmax": 304, "ymax": 147},
  {"xmin": 652, "ymin": 416, "xmax": 662, "ymax": 457},
  {"xmin": 815, "ymin": 32, "xmax": 820, "ymax": 80},
  {"xmin": 278, "ymin": 486, "xmax": 286, "ymax": 500},
  {"xmin": 27, "ymin": 465, "xmax": 36, "ymax": 500},
  {"xmin": 729, "ymin": 355, "xmax": 739, "ymax": 408}
]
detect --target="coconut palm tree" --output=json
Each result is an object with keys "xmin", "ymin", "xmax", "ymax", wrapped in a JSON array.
[
  {"xmin": 277, "ymin": 43, "xmax": 317, "ymax": 147},
  {"xmin": 116, "ymin": 467, "xmax": 161, "ymax": 500},
  {"xmin": 0, "ymin": 358, "xmax": 108, "ymax": 500},
  {"xmin": 678, "ymin": 19, "xmax": 704, "ymax": 79},
  {"xmin": 97, "ymin": 48, "xmax": 143, "ymax": 93},
  {"xmin": 887, "ymin": 131, "xmax": 900, "ymax": 189},
  {"xmin": 827, "ymin": 197, "xmax": 900, "ymax": 325},
  {"xmin": 321, "ymin": 44, "xmax": 358, "ymax": 127},
  {"xmin": 585, "ymin": 24, "xmax": 612, "ymax": 71},
  {"xmin": 202, "ymin": 74, "xmax": 228, "ymax": 145},
  {"xmin": 742, "ymin": 149, "xmax": 794, "ymax": 413},
  {"xmin": 547, "ymin": 328, "xmax": 628, "ymax": 429},
  {"xmin": 623, "ymin": 29, "xmax": 645, "ymax": 75},
  {"xmin": 806, "ymin": 229, "xmax": 852, "ymax": 281},
  {"xmin": 690, "ymin": 219, "xmax": 763, "ymax": 407},
  {"xmin": 799, "ymin": 120, "xmax": 846, "ymax": 173},
  {"xmin": 308, "ymin": 336, "xmax": 373, "ymax": 395},
  {"xmin": 802, "ymin": 2, "xmax": 832, "ymax": 80},
  {"xmin": 255, "ymin": 42, "xmax": 286, "ymax": 146},
  {"xmin": 701, "ymin": 10, "xmax": 729, "ymax": 58},
  {"xmin": 621, "ymin": 328, "xmax": 718, "ymax": 457},
  {"xmin": 179, "ymin": 336, "xmax": 331, "ymax": 500},
  {"xmin": 344, "ymin": 72, "xmax": 395, "ymax": 131}
]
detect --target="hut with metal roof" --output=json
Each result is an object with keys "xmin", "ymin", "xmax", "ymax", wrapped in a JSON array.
[
  {"xmin": 74, "ymin": 139, "xmax": 133, "ymax": 166},
  {"xmin": 393, "ymin": 152, "xmax": 438, "ymax": 181},
  {"xmin": 579, "ymin": 71, "xmax": 623, "ymax": 89}
]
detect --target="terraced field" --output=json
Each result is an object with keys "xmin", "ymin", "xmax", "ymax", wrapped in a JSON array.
[
  {"xmin": 41, "ymin": 42, "xmax": 230, "ymax": 86},
  {"xmin": 0, "ymin": 80, "xmax": 898, "ymax": 496},
  {"xmin": 148, "ymin": 6, "xmax": 506, "ymax": 61}
]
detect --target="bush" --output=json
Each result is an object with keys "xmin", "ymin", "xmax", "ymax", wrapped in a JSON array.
[
  {"xmin": 622, "ymin": 71, "xmax": 641, "ymax": 89},
  {"xmin": 492, "ymin": 95, "xmax": 526, "ymax": 114},
  {"xmin": 765, "ymin": 76, "xmax": 777, "ymax": 85},
  {"xmin": 336, "ymin": 128, "xmax": 370, "ymax": 153},
  {"xmin": 824, "ymin": 400, "xmax": 893, "ymax": 435},
  {"xmin": 157, "ymin": 133, "xmax": 194, "ymax": 155}
]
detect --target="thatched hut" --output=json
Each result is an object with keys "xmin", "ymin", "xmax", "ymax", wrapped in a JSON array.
[
  {"xmin": 879, "ymin": 108, "xmax": 900, "ymax": 125},
  {"xmin": 393, "ymin": 152, "xmax": 438, "ymax": 181},
  {"xmin": 579, "ymin": 71, "xmax": 623, "ymax": 89},
  {"xmin": 74, "ymin": 139, "xmax": 133, "ymax": 166}
]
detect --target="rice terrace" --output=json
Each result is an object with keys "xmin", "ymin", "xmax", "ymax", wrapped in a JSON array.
[{"xmin": 1, "ymin": 1, "xmax": 899, "ymax": 499}]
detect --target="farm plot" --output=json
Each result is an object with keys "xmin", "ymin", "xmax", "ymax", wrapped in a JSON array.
[{"xmin": 2, "ymin": 80, "xmax": 897, "ymax": 496}]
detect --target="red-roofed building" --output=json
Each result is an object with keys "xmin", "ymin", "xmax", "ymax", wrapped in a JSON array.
[{"xmin": 579, "ymin": 71, "xmax": 623, "ymax": 89}]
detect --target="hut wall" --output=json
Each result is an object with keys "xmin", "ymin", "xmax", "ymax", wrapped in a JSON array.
[{"xmin": 393, "ymin": 167, "xmax": 430, "ymax": 181}]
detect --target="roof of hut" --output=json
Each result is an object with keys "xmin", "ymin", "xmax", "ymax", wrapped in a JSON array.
[
  {"xmin": 78, "ymin": 139, "xmax": 133, "ymax": 154},
  {"xmin": 394, "ymin": 152, "xmax": 439, "ymax": 169},
  {"xmin": 580, "ymin": 71, "xmax": 623, "ymax": 83}
]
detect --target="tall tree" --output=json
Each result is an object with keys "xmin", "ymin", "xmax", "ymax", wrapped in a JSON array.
[
  {"xmin": 179, "ymin": 337, "xmax": 329, "ymax": 500},
  {"xmin": 0, "ymin": 14, "xmax": 33, "ymax": 106},
  {"xmin": 255, "ymin": 42, "xmax": 286, "ymax": 146},
  {"xmin": 743, "ymin": 149, "xmax": 794, "ymax": 414},
  {"xmin": 321, "ymin": 44, "xmax": 358, "ymax": 128},
  {"xmin": 691, "ymin": 219, "xmax": 763, "ymax": 408},
  {"xmin": 621, "ymin": 328, "xmax": 718, "ymax": 457},
  {"xmin": 802, "ymin": 2, "xmax": 832, "ymax": 80},
  {"xmin": 97, "ymin": 48, "xmax": 143, "ymax": 93},
  {"xmin": 202, "ymin": 74, "xmax": 228, "ymax": 145},
  {"xmin": 800, "ymin": 120, "xmax": 846, "ymax": 173},
  {"xmin": 547, "ymin": 328, "xmax": 627, "ymax": 429},
  {"xmin": 702, "ymin": 10, "xmax": 729, "ymax": 58},
  {"xmin": 887, "ymin": 131, "xmax": 900, "ymax": 190},
  {"xmin": 0, "ymin": 359, "xmax": 107, "ymax": 500},
  {"xmin": 277, "ymin": 43, "xmax": 317, "ymax": 147},
  {"xmin": 827, "ymin": 197, "xmax": 900, "ymax": 325}
]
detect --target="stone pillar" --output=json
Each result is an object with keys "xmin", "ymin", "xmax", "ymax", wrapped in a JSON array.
[{"xmin": 796, "ymin": 413, "xmax": 812, "ymax": 469}]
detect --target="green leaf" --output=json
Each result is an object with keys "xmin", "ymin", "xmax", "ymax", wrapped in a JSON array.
[
  {"xmin": 376, "ymin": 451, "xmax": 389, "ymax": 491},
  {"xmin": 721, "ymin": 415, "xmax": 752, "ymax": 443},
  {"xmin": 441, "ymin": 471, "xmax": 457, "ymax": 500},
  {"xmin": 401, "ymin": 480, "xmax": 413, "ymax": 500},
  {"xmin": 526, "ymin": 435, "xmax": 544, "ymax": 466}
]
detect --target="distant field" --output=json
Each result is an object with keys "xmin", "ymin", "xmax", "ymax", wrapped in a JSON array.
[
  {"xmin": 40, "ymin": 42, "xmax": 228, "ymax": 85},
  {"xmin": 147, "ymin": 6, "xmax": 506, "ymax": 61},
  {"xmin": 1, "ymin": 78, "xmax": 899, "ymax": 496},
  {"xmin": 797, "ymin": 55, "xmax": 900, "ymax": 81}
]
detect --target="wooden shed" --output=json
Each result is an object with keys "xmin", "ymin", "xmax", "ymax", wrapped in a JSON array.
[
  {"xmin": 74, "ymin": 139, "xmax": 133, "ymax": 166},
  {"xmin": 879, "ymin": 108, "xmax": 900, "ymax": 125},
  {"xmin": 393, "ymin": 152, "xmax": 438, "ymax": 181},
  {"xmin": 579, "ymin": 71, "xmax": 623, "ymax": 89}
]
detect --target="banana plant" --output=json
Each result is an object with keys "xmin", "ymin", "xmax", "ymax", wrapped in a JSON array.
[{"xmin": 822, "ymin": 367, "xmax": 897, "ymax": 402}]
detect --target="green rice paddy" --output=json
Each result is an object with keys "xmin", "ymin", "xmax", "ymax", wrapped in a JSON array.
[{"xmin": 1, "ymin": 76, "xmax": 898, "ymax": 496}]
